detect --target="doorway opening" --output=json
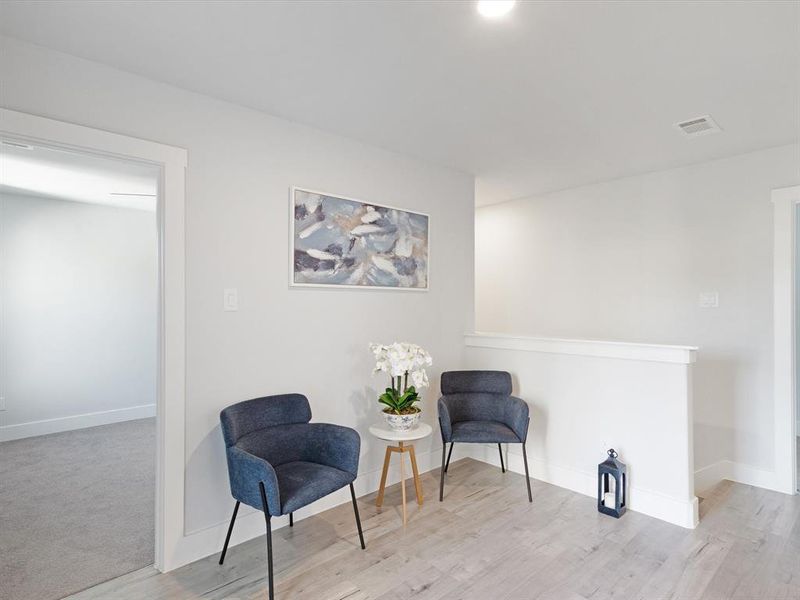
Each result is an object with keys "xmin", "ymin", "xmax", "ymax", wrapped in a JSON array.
[
  {"xmin": 795, "ymin": 202, "xmax": 800, "ymax": 492},
  {"xmin": 0, "ymin": 141, "xmax": 160, "ymax": 599},
  {"xmin": 773, "ymin": 184, "xmax": 800, "ymax": 496},
  {"xmin": 0, "ymin": 107, "xmax": 188, "ymax": 578}
]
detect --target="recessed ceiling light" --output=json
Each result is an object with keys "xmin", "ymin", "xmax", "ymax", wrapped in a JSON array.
[{"xmin": 477, "ymin": 0, "xmax": 516, "ymax": 19}]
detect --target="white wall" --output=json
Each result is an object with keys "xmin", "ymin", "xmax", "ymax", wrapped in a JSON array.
[
  {"xmin": 464, "ymin": 333, "xmax": 698, "ymax": 528},
  {"xmin": 796, "ymin": 204, "xmax": 800, "ymax": 438},
  {"xmin": 476, "ymin": 144, "xmax": 800, "ymax": 485},
  {"xmin": 0, "ymin": 193, "xmax": 157, "ymax": 440},
  {"xmin": 0, "ymin": 36, "xmax": 474, "ymax": 538}
]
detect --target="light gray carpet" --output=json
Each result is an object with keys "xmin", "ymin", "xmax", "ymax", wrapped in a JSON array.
[{"xmin": 0, "ymin": 418, "xmax": 155, "ymax": 600}]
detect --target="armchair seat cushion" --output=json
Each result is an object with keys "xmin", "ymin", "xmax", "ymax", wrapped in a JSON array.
[
  {"xmin": 450, "ymin": 420, "xmax": 521, "ymax": 444},
  {"xmin": 275, "ymin": 461, "xmax": 355, "ymax": 515}
]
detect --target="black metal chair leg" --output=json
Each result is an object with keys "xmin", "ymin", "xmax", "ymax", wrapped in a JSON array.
[
  {"xmin": 522, "ymin": 442, "xmax": 533, "ymax": 502},
  {"xmin": 444, "ymin": 442, "xmax": 454, "ymax": 472},
  {"xmin": 439, "ymin": 444, "xmax": 446, "ymax": 501},
  {"xmin": 289, "ymin": 512, "xmax": 293, "ymax": 527},
  {"xmin": 349, "ymin": 483, "xmax": 366, "ymax": 550},
  {"xmin": 218, "ymin": 500, "xmax": 240, "ymax": 565},
  {"xmin": 259, "ymin": 482, "xmax": 275, "ymax": 600},
  {"xmin": 498, "ymin": 444, "xmax": 505, "ymax": 473}
]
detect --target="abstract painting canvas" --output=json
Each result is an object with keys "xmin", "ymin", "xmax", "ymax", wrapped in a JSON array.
[{"xmin": 291, "ymin": 188, "xmax": 429, "ymax": 289}]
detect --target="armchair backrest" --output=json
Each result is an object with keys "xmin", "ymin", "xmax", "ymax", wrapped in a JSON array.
[
  {"xmin": 441, "ymin": 371, "xmax": 511, "ymax": 396},
  {"xmin": 220, "ymin": 393, "xmax": 312, "ymax": 447},
  {"xmin": 440, "ymin": 370, "xmax": 512, "ymax": 424}
]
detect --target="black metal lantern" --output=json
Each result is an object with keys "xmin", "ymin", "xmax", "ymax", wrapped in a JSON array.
[{"xmin": 598, "ymin": 448, "xmax": 626, "ymax": 518}]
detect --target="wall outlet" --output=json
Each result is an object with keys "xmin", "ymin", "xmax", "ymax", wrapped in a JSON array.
[
  {"xmin": 223, "ymin": 288, "xmax": 239, "ymax": 311},
  {"xmin": 699, "ymin": 292, "xmax": 719, "ymax": 308}
]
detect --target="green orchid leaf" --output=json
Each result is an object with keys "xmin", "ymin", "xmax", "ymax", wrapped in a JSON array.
[
  {"xmin": 376, "ymin": 381, "xmax": 421, "ymax": 414},
  {"xmin": 378, "ymin": 398, "xmax": 397, "ymax": 410}
]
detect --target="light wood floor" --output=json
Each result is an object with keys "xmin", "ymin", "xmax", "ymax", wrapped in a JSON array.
[{"xmin": 68, "ymin": 458, "xmax": 800, "ymax": 600}]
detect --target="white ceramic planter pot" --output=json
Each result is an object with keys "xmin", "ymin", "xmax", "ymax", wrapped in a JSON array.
[{"xmin": 383, "ymin": 410, "xmax": 421, "ymax": 431}]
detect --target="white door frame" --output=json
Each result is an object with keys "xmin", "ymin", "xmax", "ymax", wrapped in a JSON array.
[
  {"xmin": 0, "ymin": 108, "xmax": 187, "ymax": 571},
  {"xmin": 773, "ymin": 184, "xmax": 800, "ymax": 495}
]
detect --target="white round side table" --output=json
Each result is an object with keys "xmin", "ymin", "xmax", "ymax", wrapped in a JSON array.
[{"xmin": 368, "ymin": 422, "xmax": 433, "ymax": 525}]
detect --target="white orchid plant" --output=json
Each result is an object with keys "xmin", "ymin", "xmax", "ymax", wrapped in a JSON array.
[{"xmin": 369, "ymin": 342, "xmax": 432, "ymax": 414}]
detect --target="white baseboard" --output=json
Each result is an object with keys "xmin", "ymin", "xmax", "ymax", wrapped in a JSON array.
[
  {"xmin": 169, "ymin": 444, "xmax": 449, "ymax": 570},
  {"xmin": 0, "ymin": 404, "xmax": 156, "ymax": 442},
  {"xmin": 729, "ymin": 461, "xmax": 780, "ymax": 491},
  {"xmin": 694, "ymin": 460, "xmax": 730, "ymax": 494},
  {"xmin": 694, "ymin": 459, "xmax": 780, "ymax": 494},
  {"xmin": 469, "ymin": 444, "xmax": 699, "ymax": 529}
]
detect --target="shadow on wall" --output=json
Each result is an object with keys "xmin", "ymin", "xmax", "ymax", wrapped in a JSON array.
[
  {"xmin": 185, "ymin": 425, "xmax": 232, "ymax": 534},
  {"xmin": 348, "ymin": 385, "xmax": 379, "ymax": 471},
  {"xmin": 508, "ymin": 371, "xmax": 549, "ymax": 463},
  {"xmin": 692, "ymin": 354, "xmax": 750, "ymax": 470},
  {"xmin": 347, "ymin": 386, "xmax": 376, "ymax": 434}
]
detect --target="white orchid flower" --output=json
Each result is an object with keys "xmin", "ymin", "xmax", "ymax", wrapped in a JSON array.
[
  {"xmin": 369, "ymin": 341, "xmax": 431, "ymax": 392},
  {"xmin": 411, "ymin": 369, "xmax": 429, "ymax": 389}
]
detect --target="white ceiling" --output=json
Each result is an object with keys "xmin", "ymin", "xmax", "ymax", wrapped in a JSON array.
[
  {"xmin": 1, "ymin": 1, "xmax": 797, "ymax": 206},
  {"xmin": 0, "ymin": 141, "xmax": 158, "ymax": 211}
]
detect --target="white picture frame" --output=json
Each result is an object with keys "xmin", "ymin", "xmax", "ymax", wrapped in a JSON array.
[{"xmin": 289, "ymin": 187, "xmax": 430, "ymax": 291}]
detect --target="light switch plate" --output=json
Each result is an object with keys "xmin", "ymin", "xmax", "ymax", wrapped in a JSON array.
[
  {"xmin": 224, "ymin": 288, "xmax": 239, "ymax": 311},
  {"xmin": 0, "ymin": 396, "xmax": 5, "ymax": 411},
  {"xmin": 699, "ymin": 292, "xmax": 719, "ymax": 308}
]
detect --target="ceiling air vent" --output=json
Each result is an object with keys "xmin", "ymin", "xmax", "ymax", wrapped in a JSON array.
[{"xmin": 675, "ymin": 115, "xmax": 721, "ymax": 138}]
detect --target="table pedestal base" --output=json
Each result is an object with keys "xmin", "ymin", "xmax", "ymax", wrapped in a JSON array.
[{"xmin": 375, "ymin": 441, "xmax": 423, "ymax": 525}]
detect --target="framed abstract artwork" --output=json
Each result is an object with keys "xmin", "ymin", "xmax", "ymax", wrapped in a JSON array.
[{"xmin": 290, "ymin": 187, "xmax": 429, "ymax": 290}]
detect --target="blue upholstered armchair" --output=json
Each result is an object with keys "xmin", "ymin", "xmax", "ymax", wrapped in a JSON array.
[
  {"xmin": 437, "ymin": 371, "xmax": 532, "ymax": 502},
  {"xmin": 219, "ymin": 393, "xmax": 365, "ymax": 600}
]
